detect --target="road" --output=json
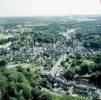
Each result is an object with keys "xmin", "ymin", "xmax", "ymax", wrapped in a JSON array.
[
  {"xmin": 59, "ymin": 29, "xmax": 76, "ymax": 40},
  {"xmin": 50, "ymin": 54, "xmax": 67, "ymax": 77},
  {"xmin": 50, "ymin": 29, "xmax": 76, "ymax": 78}
]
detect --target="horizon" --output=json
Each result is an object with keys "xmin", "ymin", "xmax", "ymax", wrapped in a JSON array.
[{"xmin": 0, "ymin": 14, "xmax": 101, "ymax": 18}]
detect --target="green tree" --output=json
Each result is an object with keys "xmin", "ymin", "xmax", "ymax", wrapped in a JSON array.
[
  {"xmin": 0, "ymin": 73, "xmax": 7, "ymax": 98},
  {"xmin": 7, "ymin": 81, "xmax": 18, "ymax": 97},
  {"xmin": 64, "ymin": 69, "xmax": 75, "ymax": 80},
  {"xmin": 0, "ymin": 60, "xmax": 6, "ymax": 70},
  {"xmin": 18, "ymin": 82, "xmax": 32, "ymax": 99},
  {"xmin": 38, "ymin": 92, "xmax": 53, "ymax": 100}
]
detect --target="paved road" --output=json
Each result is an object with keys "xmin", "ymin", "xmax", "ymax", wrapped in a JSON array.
[
  {"xmin": 50, "ymin": 29, "xmax": 76, "ymax": 78},
  {"xmin": 48, "ymin": 28, "xmax": 101, "ymax": 98},
  {"xmin": 59, "ymin": 29, "xmax": 76, "ymax": 40},
  {"xmin": 50, "ymin": 54, "xmax": 67, "ymax": 77}
]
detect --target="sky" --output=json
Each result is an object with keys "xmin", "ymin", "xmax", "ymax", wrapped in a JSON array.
[{"xmin": 0, "ymin": 0, "xmax": 101, "ymax": 17}]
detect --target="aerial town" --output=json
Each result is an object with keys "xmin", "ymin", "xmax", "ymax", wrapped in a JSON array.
[{"xmin": 0, "ymin": 16, "xmax": 101, "ymax": 100}]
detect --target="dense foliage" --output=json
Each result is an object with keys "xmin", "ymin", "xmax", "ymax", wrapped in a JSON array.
[
  {"xmin": 0, "ymin": 16, "xmax": 101, "ymax": 99},
  {"xmin": 0, "ymin": 67, "xmax": 86, "ymax": 100}
]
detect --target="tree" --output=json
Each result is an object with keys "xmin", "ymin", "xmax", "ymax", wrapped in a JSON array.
[
  {"xmin": 31, "ymin": 86, "xmax": 42, "ymax": 100},
  {"xmin": 0, "ymin": 73, "xmax": 7, "ymax": 98},
  {"xmin": 79, "ymin": 60, "xmax": 94, "ymax": 75},
  {"xmin": 7, "ymin": 81, "xmax": 17, "ymax": 97},
  {"xmin": 38, "ymin": 92, "xmax": 53, "ymax": 100},
  {"xmin": 18, "ymin": 82, "xmax": 32, "ymax": 99},
  {"xmin": 90, "ymin": 71, "xmax": 101, "ymax": 87},
  {"xmin": 80, "ymin": 64, "xmax": 89, "ymax": 75},
  {"xmin": 8, "ymin": 72, "xmax": 18, "ymax": 82},
  {"xmin": 64, "ymin": 69, "xmax": 75, "ymax": 80},
  {"xmin": 94, "ymin": 53, "xmax": 101, "ymax": 64},
  {"xmin": 0, "ymin": 60, "xmax": 6, "ymax": 70},
  {"xmin": 40, "ymin": 78, "xmax": 52, "ymax": 89},
  {"xmin": 18, "ymin": 73, "xmax": 28, "ymax": 83}
]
